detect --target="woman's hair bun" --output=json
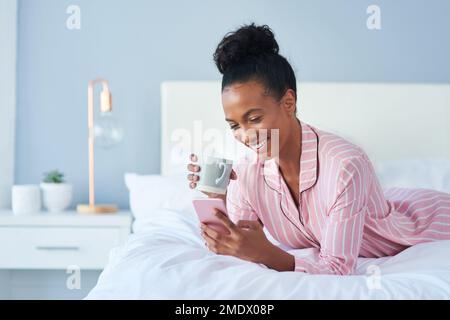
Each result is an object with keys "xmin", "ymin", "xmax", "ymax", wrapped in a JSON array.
[{"xmin": 213, "ymin": 23, "xmax": 279, "ymax": 74}]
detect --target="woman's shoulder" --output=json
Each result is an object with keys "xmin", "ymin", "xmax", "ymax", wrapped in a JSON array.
[
  {"xmin": 312, "ymin": 125, "xmax": 370, "ymax": 170},
  {"xmin": 311, "ymin": 125, "xmax": 374, "ymax": 195}
]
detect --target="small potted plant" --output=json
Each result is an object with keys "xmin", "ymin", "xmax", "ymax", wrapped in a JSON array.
[{"xmin": 40, "ymin": 170, "xmax": 72, "ymax": 213}]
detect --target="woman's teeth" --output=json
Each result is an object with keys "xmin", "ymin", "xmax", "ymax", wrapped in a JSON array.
[{"xmin": 254, "ymin": 139, "xmax": 268, "ymax": 150}]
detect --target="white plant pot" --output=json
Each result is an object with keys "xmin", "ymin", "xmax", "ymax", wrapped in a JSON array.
[
  {"xmin": 12, "ymin": 185, "xmax": 41, "ymax": 215},
  {"xmin": 40, "ymin": 183, "xmax": 72, "ymax": 213}
]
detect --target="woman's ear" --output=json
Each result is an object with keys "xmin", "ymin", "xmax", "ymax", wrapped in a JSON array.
[{"xmin": 281, "ymin": 89, "xmax": 297, "ymax": 116}]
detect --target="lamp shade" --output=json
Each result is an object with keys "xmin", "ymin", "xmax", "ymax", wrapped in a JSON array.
[{"xmin": 94, "ymin": 111, "xmax": 123, "ymax": 148}]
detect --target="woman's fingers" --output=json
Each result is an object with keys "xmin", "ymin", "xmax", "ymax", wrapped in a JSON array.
[
  {"xmin": 187, "ymin": 173, "xmax": 199, "ymax": 182},
  {"xmin": 187, "ymin": 159, "xmax": 201, "ymax": 189},
  {"xmin": 202, "ymin": 224, "xmax": 224, "ymax": 241},
  {"xmin": 187, "ymin": 163, "xmax": 201, "ymax": 173},
  {"xmin": 213, "ymin": 209, "xmax": 238, "ymax": 233},
  {"xmin": 202, "ymin": 228, "xmax": 230, "ymax": 254},
  {"xmin": 202, "ymin": 228, "xmax": 217, "ymax": 245},
  {"xmin": 190, "ymin": 153, "xmax": 198, "ymax": 162}
]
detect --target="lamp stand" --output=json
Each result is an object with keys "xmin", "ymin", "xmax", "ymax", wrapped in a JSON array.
[
  {"xmin": 77, "ymin": 204, "xmax": 118, "ymax": 214},
  {"xmin": 77, "ymin": 78, "xmax": 118, "ymax": 214}
]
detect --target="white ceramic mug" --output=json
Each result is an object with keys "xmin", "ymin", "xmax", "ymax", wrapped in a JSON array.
[
  {"xmin": 11, "ymin": 185, "xmax": 41, "ymax": 215},
  {"xmin": 196, "ymin": 156, "xmax": 233, "ymax": 195}
]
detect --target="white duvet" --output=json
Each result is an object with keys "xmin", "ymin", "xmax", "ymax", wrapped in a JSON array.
[{"xmin": 86, "ymin": 208, "xmax": 450, "ymax": 299}]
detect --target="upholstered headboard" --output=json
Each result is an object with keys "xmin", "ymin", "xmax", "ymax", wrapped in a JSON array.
[{"xmin": 161, "ymin": 81, "xmax": 450, "ymax": 175}]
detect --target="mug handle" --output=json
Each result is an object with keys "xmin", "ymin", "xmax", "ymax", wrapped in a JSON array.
[{"xmin": 215, "ymin": 163, "xmax": 227, "ymax": 185}]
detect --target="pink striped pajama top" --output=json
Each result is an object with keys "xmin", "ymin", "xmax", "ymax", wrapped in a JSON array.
[{"xmin": 226, "ymin": 121, "xmax": 450, "ymax": 275}]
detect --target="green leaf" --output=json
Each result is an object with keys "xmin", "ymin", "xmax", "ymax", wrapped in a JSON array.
[{"xmin": 42, "ymin": 169, "xmax": 65, "ymax": 183}]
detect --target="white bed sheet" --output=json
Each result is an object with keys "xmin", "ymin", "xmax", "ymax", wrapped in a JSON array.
[{"xmin": 86, "ymin": 208, "xmax": 450, "ymax": 299}]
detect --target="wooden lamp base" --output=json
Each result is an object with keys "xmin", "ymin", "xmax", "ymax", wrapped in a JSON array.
[{"xmin": 77, "ymin": 204, "xmax": 118, "ymax": 214}]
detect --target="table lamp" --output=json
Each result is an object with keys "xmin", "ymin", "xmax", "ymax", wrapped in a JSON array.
[{"xmin": 77, "ymin": 78, "xmax": 123, "ymax": 214}]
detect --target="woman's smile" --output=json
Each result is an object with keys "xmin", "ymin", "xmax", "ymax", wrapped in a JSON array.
[{"xmin": 248, "ymin": 136, "xmax": 271, "ymax": 154}]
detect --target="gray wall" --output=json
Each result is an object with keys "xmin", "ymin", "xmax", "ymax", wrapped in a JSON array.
[{"xmin": 15, "ymin": 0, "xmax": 450, "ymax": 209}]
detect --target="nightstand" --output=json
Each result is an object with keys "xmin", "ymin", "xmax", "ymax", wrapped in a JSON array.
[{"xmin": 0, "ymin": 210, "xmax": 132, "ymax": 270}]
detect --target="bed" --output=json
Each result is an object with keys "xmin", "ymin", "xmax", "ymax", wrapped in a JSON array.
[{"xmin": 86, "ymin": 81, "xmax": 450, "ymax": 299}]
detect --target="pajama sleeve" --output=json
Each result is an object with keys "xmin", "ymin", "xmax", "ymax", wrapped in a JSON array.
[
  {"xmin": 294, "ymin": 155, "xmax": 370, "ymax": 275},
  {"xmin": 226, "ymin": 165, "xmax": 260, "ymax": 225}
]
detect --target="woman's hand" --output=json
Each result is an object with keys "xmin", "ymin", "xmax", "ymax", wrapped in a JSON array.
[
  {"xmin": 187, "ymin": 153, "xmax": 237, "ymax": 202},
  {"xmin": 200, "ymin": 209, "xmax": 274, "ymax": 264}
]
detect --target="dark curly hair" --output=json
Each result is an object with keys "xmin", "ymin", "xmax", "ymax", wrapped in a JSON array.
[{"xmin": 213, "ymin": 23, "xmax": 297, "ymax": 101}]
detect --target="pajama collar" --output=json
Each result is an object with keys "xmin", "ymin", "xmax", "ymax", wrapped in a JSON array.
[{"xmin": 262, "ymin": 121, "xmax": 319, "ymax": 195}]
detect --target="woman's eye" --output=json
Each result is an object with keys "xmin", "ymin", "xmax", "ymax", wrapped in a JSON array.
[
  {"xmin": 249, "ymin": 117, "xmax": 262, "ymax": 123},
  {"xmin": 230, "ymin": 124, "xmax": 239, "ymax": 130}
]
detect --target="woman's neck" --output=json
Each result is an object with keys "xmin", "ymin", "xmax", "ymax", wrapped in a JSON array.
[{"xmin": 278, "ymin": 118, "xmax": 302, "ymax": 176}]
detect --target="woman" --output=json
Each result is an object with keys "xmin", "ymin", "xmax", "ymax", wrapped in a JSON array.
[{"xmin": 187, "ymin": 23, "xmax": 450, "ymax": 275}]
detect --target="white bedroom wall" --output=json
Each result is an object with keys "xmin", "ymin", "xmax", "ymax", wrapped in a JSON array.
[
  {"xmin": 0, "ymin": 0, "xmax": 17, "ymax": 300},
  {"xmin": 0, "ymin": 0, "xmax": 17, "ymax": 210}
]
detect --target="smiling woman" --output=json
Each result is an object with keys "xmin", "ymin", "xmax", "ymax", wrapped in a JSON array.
[
  {"xmin": 186, "ymin": 23, "xmax": 450, "ymax": 276},
  {"xmin": 216, "ymin": 24, "xmax": 298, "ymax": 162}
]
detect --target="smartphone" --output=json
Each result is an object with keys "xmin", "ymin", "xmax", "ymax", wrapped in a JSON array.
[{"xmin": 192, "ymin": 198, "xmax": 230, "ymax": 235}]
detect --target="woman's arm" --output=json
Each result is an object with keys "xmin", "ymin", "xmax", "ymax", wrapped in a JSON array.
[
  {"xmin": 260, "ymin": 243, "xmax": 295, "ymax": 271},
  {"xmin": 293, "ymin": 155, "xmax": 370, "ymax": 275},
  {"xmin": 201, "ymin": 210, "xmax": 294, "ymax": 269}
]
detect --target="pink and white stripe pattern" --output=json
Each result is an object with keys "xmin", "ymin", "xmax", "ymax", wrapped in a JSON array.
[{"xmin": 226, "ymin": 121, "xmax": 450, "ymax": 275}]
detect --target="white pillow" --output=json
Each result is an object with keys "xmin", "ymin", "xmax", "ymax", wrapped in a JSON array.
[
  {"xmin": 375, "ymin": 158, "xmax": 450, "ymax": 193},
  {"xmin": 124, "ymin": 173, "xmax": 204, "ymax": 224}
]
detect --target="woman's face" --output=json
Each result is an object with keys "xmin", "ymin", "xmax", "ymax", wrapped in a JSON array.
[{"xmin": 222, "ymin": 80, "xmax": 296, "ymax": 159}]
